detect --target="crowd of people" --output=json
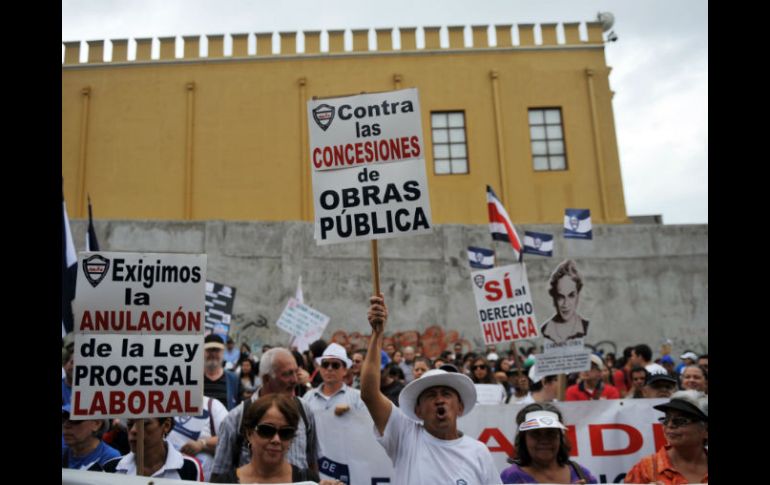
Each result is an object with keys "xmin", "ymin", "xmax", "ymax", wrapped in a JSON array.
[{"xmin": 62, "ymin": 296, "xmax": 708, "ymax": 484}]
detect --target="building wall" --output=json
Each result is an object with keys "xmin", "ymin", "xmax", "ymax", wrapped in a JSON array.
[
  {"xmin": 68, "ymin": 219, "xmax": 708, "ymax": 357},
  {"xmin": 63, "ymin": 23, "xmax": 629, "ymax": 225}
]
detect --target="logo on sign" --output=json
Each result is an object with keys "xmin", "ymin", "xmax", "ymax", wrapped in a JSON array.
[
  {"xmin": 83, "ymin": 254, "xmax": 110, "ymax": 288},
  {"xmin": 569, "ymin": 215, "xmax": 579, "ymax": 231},
  {"xmin": 312, "ymin": 104, "xmax": 335, "ymax": 131},
  {"xmin": 534, "ymin": 237, "xmax": 542, "ymax": 249},
  {"xmin": 473, "ymin": 274, "xmax": 485, "ymax": 289}
]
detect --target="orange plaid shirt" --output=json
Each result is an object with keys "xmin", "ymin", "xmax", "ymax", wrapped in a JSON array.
[{"xmin": 625, "ymin": 445, "xmax": 708, "ymax": 484}]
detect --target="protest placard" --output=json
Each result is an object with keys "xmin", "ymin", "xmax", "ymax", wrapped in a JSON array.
[
  {"xmin": 308, "ymin": 88, "xmax": 432, "ymax": 245},
  {"xmin": 276, "ymin": 297, "xmax": 330, "ymax": 339},
  {"xmin": 470, "ymin": 263, "xmax": 540, "ymax": 345},
  {"xmin": 71, "ymin": 252, "xmax": 206, "ymax": 419}
]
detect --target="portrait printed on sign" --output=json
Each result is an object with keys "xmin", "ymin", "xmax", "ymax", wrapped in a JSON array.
[{"xmin": 540, "ymin": 259, "xmax": 589, "ymax": 345}]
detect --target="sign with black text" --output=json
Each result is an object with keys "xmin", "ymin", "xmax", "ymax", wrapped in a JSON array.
[
  {"xmin": 308, "ymin": 89, "xmax": 433, "ymax": 244},
  {"xmin": 470, "ymin": 263, "xmax": 540, "ymax": 345},
  {"xmin": 71, "ymin": 252, "xmax": 206, "ymax": 419}
]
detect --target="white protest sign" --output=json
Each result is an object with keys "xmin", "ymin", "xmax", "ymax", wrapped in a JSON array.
[
  {"xmin": 470, "ymin": 263, "xmax": 540, "ymax": 345},
  {"xmin": 529, "ymin": 338, "xmax": 592, "ymax": 378},
  {"xmin": 71, "ymin": 252, "xmax": 206, "ymax": 419},
  {"xmin": 308, "ymin": 88, "xmax": 433, "ymax": 244},
  {"xmin": 276, "ymin": 297, "xmax": 330, "ymax": 339},
  {"xmin": 474, "ymin": 384, "xmax": 507, "ymax": 405}
]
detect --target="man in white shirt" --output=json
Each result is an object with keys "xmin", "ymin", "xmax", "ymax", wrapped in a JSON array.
[{"xmin": 361, "ymin": 294, "xmax": 501, "ymax": 485}]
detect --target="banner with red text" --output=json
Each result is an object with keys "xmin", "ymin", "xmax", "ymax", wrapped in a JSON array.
[{"xmin": 311, "ymin": 399, "xmax": 668, "ymax": 485}]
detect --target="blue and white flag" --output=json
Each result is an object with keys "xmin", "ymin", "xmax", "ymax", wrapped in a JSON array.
[
  {"xmin": 523, "ymin": 231, "xmax": 554, "ymax": 257},
  {"xmin": 467, "ymin": 246, "xmax": 495, "ymax": 269},
  {"xmin": 564, "ymin": 208, "xmax": 593, "ymax": 240}
]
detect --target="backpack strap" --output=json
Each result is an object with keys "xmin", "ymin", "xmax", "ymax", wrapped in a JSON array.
[
  {"xmin": 233, "ymin": 399, "xmax": 252, "ymax": 469},
  {"xmin": 208, "ymin": 397, "xmax": 216, "ymax": 437},
  {"xmin": 294, "ymin": 396, "xmax": 312, "ymax": 462},
  {"xmin": 569, "ymin": 461, "xmax": 588, "ymax": 482}
]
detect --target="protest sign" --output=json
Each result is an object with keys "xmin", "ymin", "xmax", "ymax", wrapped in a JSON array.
[
  {"xmin": 276, "ymin": 297, "xmax": 330, "ymax": 339},
  {"xmin": 204, "ymin": 280, "xmax": 236, "ymax": 338},
  {"xmin": 71, "ymin": 252, "xmax": 206, "ymax": 419},
  {"xmin": 470, "ymin": 263, "xmax": 540, "ymax": 345},
  {"xmin": 308, "ymin": 88, "xmax": 432, "ymax": 245},
  {"xmin": 531, "ymin": 339, "xmax": 592, "ymax": 379}
]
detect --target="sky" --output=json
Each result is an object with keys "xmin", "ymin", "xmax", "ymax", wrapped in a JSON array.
[{"xmin": 62, "ymin": 0, "xmax": 708, "ymax": 224}]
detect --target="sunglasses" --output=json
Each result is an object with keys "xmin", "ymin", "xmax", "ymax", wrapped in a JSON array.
[
  {"xmin": 321, "ymin": 361, "xmax": 343, "ymax": 370},
  {"xmin": 472, "ymin": 365, "xmax": 487, "ymax": 370},
  {"xmin": 658, "ymin": 416, "xmax": 697, "ymax": 428},
  {"xmin": 255, "ymin": 423, "xmax": 297, "ymax": 441}
]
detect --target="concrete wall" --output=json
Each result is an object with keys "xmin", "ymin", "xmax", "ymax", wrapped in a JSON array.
[{"xmin": 69, "ymin": 220, "xmax": 708, "ymax": 358}]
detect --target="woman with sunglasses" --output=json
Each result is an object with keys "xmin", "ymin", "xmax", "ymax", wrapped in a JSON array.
[
  {"xmin": 625, "ymin": 390, "xmax": 708, "ymax": 484},
  {"xmin": 216, "ymin": 393, "xmax": 340, "ymax": 484},
  {"xmin": 501, "ymin": 403, "xmax": 597, "ymax": 484},
  {"xmin": 471, "ymin": 357, "xmax": 507, "ymax": 404}
]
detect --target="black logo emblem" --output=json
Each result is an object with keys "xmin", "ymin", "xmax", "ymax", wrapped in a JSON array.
[
  {"xmin": 83, "ymin": 254, "xmax": 110, "ymax": 288},
  {"xmin": 473, "ymin": 274, "xmax": 485, "ymax": 289},
  {"xmin": 312, "ymin": 104, "xmax": 335, "ymax": 131}
]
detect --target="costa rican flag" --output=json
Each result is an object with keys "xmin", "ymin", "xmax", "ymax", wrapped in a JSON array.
[
  {"xmin": 523, "ymin": 231, "xmax": 554, "ymax": 257},
  {"xmin": 486, "ymin": 185, "xmax": 523, "ymax": 261},
  {"xmin": 564, "ymin": 208, "xmax": 593, "ymax": 240},
  {"xmin": 467, "ymin": 246, "xmax": 495, "ymax": 269}
]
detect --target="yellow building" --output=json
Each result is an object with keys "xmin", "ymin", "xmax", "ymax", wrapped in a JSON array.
[{"xmin": 62, "ymin": 22, "xmax": 629, "ymax": 224}]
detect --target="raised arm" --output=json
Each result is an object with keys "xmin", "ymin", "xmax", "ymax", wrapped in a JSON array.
[{"xmin": 360, "ymin": 293, "xmax": 393, "ymax": 435}]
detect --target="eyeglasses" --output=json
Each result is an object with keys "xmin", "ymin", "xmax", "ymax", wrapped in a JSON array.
[
  {"xmin": 321, "ymin": 361, "xmax": 343, "ymax": 370},
  {"xmin": 255, "ymin": 423, "xmax": 297, "ymax": 441},
  {"xmin": 658, "ymin": 416, "xmax": 697, "ymax": 428}
]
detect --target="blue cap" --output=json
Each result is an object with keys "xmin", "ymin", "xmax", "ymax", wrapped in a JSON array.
[
  {"xmin": 661, "ymin": 355, "xmax": 674, "ymax": 364},
  {"xmin": 380, "ymin": 350, "xmax": 391, "ymax": 370}
]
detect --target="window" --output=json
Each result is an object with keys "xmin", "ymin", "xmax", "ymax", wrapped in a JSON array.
[
  {"xmin": 431, "ymin": 111, "xmax": 468, "ymax": 174},
  {"xmin": 528, "ymin": 108, "xmax": 567, "ymax": 171}
]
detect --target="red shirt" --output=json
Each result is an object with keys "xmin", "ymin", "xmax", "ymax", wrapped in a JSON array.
[{"xmin": 565, "ymin": 381, "xmax": 620, "ymax": 401}]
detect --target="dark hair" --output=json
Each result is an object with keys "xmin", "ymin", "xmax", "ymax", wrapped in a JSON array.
[
  {"xmin": 413, "ymin": 356, "xmax": 431, "ymax": 367},
  {"xmin": 530, "ymin": 374, "xmax": 558, "ymax": 392},
  {"xmin": 548, "ymin": 260, "xmax": 583, "ymax": 301},
  {"xmin": 471, "ymin": 357, "xmax": 496, "ymax": 384},
  {"xmin": 513, "ymin": 403, "xmax": 572, "ymax": 466},
  {"xmin": 309, "ymin": 339, "xmax": 327, "ymax": 358},
  {"xmin": 205, "ymin": 334, "xmax": 225, "ymax": 345},
  {"xmin": 633, "ymin": 344, "xmax": 653, "ymax": 363},
  {"xmin": 384, "ymin": 362, "xmax": 405, "ymax": 380},
  {"xmin": 241, "ymin": 394, "xmax": 300, "ymax": 437},
  {"xmin": 630, "ymin": 366, "xmax": 648, "ymax": 379}
]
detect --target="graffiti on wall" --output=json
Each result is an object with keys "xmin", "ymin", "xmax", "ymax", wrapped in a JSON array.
[{"xmin": 330, "ymin": 326, "xmax": 480, "ymax": 360}]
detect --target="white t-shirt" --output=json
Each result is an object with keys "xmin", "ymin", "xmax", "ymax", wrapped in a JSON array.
[
  {"xmin": 375, "ymin": 405, "xmax": 501, "ymax": 485},
  {"xmin": 167, "ymin": 396, "xmax": 228, "ymax": 481}
]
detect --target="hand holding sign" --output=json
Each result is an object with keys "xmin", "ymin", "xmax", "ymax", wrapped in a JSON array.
[{"xmin": 367, "ymin": 294, "xmax": 387, "ymax": 334}]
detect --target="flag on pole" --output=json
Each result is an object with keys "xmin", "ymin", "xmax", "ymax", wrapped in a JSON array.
[
  {"xmin": 295, "ymin": 275, "xmax": 304, "ymax": 303},
  {"xmin": 564, "ymin": 208, "xmax": 593, "ymax": 240},
  {"xmin": 486, "ymin": 185, "xmax": 523, "ymax": 261},
  {"xmin": 467, "ymin": 246, "xmax": 495, "ymax": 269},
  {"xmin": 85, "ymin": 195, "xmax": 100, "ymax": 251},
  {"xmin": 523, "ymin": 231, "xmax": 554, "ymax": 257},
  {"xmin": 62, "ymin": 195, "xmax": 77, "ymax": 338}
]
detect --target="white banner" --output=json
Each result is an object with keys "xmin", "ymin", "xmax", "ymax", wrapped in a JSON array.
[
  {"xmin": 276, "ymin": 297, "xmax": 330, "ymax": 339},
  {"xmin": 63, "ymin": 469, "xmax": 315, "ymax": 485},
  {"xmin": 310, "ymin": 399, "xmax": 669, "ymax": 484},
  {"xmin": 308, "ymin": 89, "xmax": 432, "ymax": 245},
  {"xmin": 470, "ymin": 264, "xmax": 540, "ymax": 345},
  {"xmin": 533, "ymin": 339, "xmax": 592, "ymax": 378},
  {"xmin": 71, "ymin": 252, "xmax": 206, "ymax": 419}
]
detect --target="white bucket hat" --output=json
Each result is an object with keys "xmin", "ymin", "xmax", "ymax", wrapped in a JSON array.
[
  {"xmin": 518, "ymin": 410, "xmax": 567, "ymax": 432},
  {"xmin": 314, "ymin": 342, "xmax": 353, "ymax": 368},
  {"xmin": 398, "ymin": 369, "xmax": 477, "ymax": 422}
]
